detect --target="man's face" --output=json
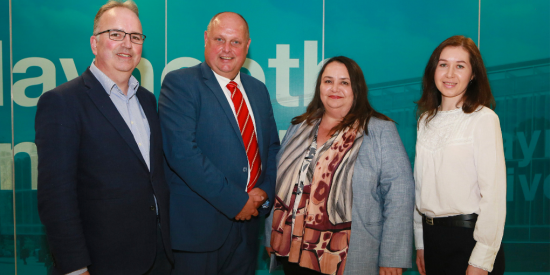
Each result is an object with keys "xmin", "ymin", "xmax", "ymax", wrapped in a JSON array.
[
  {"xmin": 90, "ymin": 7, "xmax": 143, "ymax": 80},
  {"xmin": 204, "ymin": 13, "xmax": 250, "ymax": 80}
]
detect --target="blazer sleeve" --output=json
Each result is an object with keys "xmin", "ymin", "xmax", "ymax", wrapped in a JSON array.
[
  {"xmin": 253, "ymin": 85, "xmax": 280, "ymax": 217},
  {"xmin": 35, "ymin": 90, "xmax": 91, "ymax": 273},
  {"xmin": 159, "ymin": 71, "xmax": 249, "ymax": 218},
  {"xmin": 377, "ymin": 122, "xmax": 415, "ymax": 268}
]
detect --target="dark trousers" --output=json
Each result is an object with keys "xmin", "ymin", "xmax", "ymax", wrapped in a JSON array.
[
  {"xmin": 278, "ymin": 256, "xmax": 324, "ymax": 275},
  {"xmin": 171, "ymin": 221, "xmax": 259, "ymax": 275},
  {"xmin": 423, "ymin": 221, "xmax": 505, "ymax": 275},
  {"xmin": 144, "ymin": 223, "xmax": 173, "ymax": 275}
]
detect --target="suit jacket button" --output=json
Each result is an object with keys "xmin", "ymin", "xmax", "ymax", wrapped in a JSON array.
[
  {"xmin": 150, "ymin": 205, "xmax": 156, "ymax": 211},
  {"xmin": 243, "ymin": 167, "xmax": 247, "ymax": 172}
]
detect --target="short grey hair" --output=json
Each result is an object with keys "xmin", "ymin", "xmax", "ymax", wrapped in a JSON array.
[{"xmin": 93, "ymin": 0, "xmax": 139, "ymax": 34}]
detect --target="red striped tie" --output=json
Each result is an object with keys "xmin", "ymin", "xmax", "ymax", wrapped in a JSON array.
[{"xmin": 226, "ymin": 81, "xmax": 261, "ymax": 192}]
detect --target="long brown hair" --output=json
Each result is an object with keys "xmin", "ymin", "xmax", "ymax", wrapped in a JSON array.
[
  {"xmin": 292, "ymin": 56, "xmax": 391, "ymax": 135},
  {"xmin": 416, "ymin": 35, "xmax": 495, "ymax": 125}
]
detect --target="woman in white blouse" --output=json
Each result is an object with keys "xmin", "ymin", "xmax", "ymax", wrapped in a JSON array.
[{"xmin": 414, "ymin": 35, "xmax": 506, "ymax": 275}]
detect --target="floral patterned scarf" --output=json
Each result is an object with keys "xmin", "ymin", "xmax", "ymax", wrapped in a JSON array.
[{"xmin": 271, "ymin": 120, "xmax": 364, "ymax": 275}]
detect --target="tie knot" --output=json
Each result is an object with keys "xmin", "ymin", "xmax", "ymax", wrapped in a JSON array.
[
  {"xmin": 226, "ymin": 81, "xmax": 239, "ymax": 96},
  {"xmin": 226, "ymin": 81, "xmax": 238, "ymax": 90}
]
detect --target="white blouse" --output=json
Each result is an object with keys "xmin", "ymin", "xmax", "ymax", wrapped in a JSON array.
[{"xmin": 413, "ymin": 106, "xmax": 506, "ymax": 272}]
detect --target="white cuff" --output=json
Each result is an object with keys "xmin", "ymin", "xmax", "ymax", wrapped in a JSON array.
[
  {"xmin": 66, "ymin": 267, "xmax": 87, "ymax": 275},
  {"xmin": 468, "ymin": 242, "xmax": 499, "ymax": 272},
  {"xmin": 414, "ymin": 223, "xmax": 424, "ymax": 250}
]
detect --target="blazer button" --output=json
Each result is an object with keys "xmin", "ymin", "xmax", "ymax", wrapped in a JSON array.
[
  {"xmin": 150, "ymin": 205, "xmax": 156, "ymax": 211},
  {"xmin": 243, "ymin": 167, "xmax": 247, "ymax": 172}
]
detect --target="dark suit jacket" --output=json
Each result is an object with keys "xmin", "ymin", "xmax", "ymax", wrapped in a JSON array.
[
  {"xmin": 159, "ymin": 62, "xmax": 280, "ymax": 252},
  {"xmin": 35, "ymin": 68, "xmax": 173, "ymax": 275}
]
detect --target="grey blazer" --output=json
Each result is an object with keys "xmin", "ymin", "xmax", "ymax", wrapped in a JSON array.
[{"xmin": 265, "ymin": 117, "xmax": 414, "ymax": 274}]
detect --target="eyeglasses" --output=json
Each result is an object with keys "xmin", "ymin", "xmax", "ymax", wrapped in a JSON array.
[{"xmin": 94, "ymin": 29, "xmax": 146, "ymax": 45}]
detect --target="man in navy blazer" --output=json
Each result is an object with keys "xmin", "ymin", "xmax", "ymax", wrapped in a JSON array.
[
  {"xmin": 159, "ymin": 12, "xmax": 280, "ymax": 275},
  {"xmin": 35, "ymin": 1, "xmax": 173, "ymax": 274}
]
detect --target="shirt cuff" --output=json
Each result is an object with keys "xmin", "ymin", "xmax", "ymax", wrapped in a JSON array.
[
  {"xmin": 414, "ymin": 223, "xmax": 424, "ymax": 250},
  {"xmin": 468, "ymin": 242, "xmax": 499, "ymax": 272},
  {"xmin": 66, "ymin": 267, "xmax": 87, "ymax": 275}
]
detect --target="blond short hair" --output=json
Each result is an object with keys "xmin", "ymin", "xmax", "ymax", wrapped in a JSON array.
[{"xmin": 93, "ymin": 0, "xmax": 139, "ymax": 34}]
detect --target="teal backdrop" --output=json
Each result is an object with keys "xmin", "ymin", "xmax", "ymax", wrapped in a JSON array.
[{"xmin": 0, "ymin": 0, "xmax": 548, "ymax": 274}]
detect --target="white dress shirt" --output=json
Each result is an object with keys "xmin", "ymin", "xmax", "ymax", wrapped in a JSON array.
[{"xmin": 413, "ymin": 106, "xmax": 506, "ymax": 272}]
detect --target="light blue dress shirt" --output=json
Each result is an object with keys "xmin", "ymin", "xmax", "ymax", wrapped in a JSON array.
[{"xmin": 90, "ymin": 62, "xmax": 151, "ymax": 169}]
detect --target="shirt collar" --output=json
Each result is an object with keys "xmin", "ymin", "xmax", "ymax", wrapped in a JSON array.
[
  {"xmin": 212, "ymin": 70, "xmax": 243, "ymax": 90},
  {"xmin": 90, "ymin": 61, "xmax": 139, "ymax": 98}
]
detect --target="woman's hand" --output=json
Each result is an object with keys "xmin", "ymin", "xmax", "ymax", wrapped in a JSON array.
[
  {"xmin": 379, "ymin": 267, "xmax": 402, "ymax": 275},
  {"xmin": 466, "ymin": 265, "xmax": 488, "ymax": 275},
  {"xmin": 416, "ymin": 249, "xmax": 426, "ymax": 275},
  {"xmin": 265, "ymin": 246, "xmax": 274, "ymax": 256}
]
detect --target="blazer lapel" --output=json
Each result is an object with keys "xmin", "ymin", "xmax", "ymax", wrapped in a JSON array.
[
  {"xmin": 82, "ymin": 69, "xmax": 148, "ymax": 169},
  {"xmin": 137, "ymin": 88, "xmax": 157, "ymax": 176},
  {"xmin": 200, "ymin": 62, "xmax": 243, "ymax": 144}
]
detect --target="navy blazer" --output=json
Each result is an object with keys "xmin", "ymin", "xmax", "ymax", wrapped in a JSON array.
[
  {"xmin": 35, "ymin": 68, "xmax": 173, "ymax": 275},
  {"xmin": 159, "ymin": 62, "xmax": 280, "ymax": 252}
]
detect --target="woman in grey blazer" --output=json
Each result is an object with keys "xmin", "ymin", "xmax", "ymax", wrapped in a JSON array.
[{"xmin": 264, "ymin": 56, "xmax": 414, "ymax": 275}]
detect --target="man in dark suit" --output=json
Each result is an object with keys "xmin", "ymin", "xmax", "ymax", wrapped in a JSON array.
[
  {"xmin": 35, "ymin": 1, "xmax": 173, "ymax": 274},
  {"xmin": 159, "ymin": 12, "xmax": 280, "ymax": 275}
]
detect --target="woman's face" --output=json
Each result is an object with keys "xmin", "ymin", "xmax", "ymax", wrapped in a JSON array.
[
  {"xmin": 320, "ymin": 62, "xmax": 354, "ymax": 118},
  {"xmin": 434, "ymin": 46, "xmax": 474, "ymax": 104}
]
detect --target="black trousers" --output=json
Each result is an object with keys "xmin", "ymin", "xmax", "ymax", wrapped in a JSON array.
[
  {"xmin": 423, "ymin": 221, "xmax": 505, "ymax": 275},
  {"xmin": 278, "ymin": 256, "xmax": 324, "ymax": 275},
  {"xmin": 143, "ymin": 223, "xmax": 173, "ymax": 275}
]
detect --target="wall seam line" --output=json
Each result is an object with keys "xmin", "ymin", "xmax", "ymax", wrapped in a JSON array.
[
  {"xmin": 9, "ymin": 0, "xmax": 18, "ymax": 273},
  {"xmin": 478, "ymin": 0, "xmax": 481, "ymax": 48},
  {"xmin": 165, "ymin": 0, "xmax": 168, "ymax": 66},
  {"xmin": 322, "ymin": 0, "xmax": 325, "ymax": 61}
]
